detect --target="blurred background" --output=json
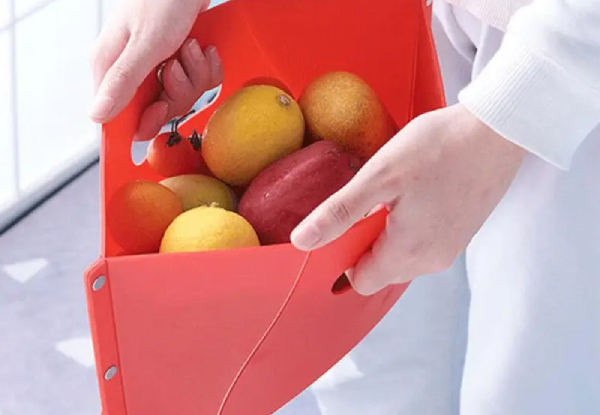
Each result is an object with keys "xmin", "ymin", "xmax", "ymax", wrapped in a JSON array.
[{"xmin": 0, "ymin": 0, "xmax": 318, "ymax": 413}]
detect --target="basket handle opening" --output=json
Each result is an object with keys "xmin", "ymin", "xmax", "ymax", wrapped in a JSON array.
[
  {"xmin": 331, "ymin": 273, "xmax": 352, "ymax": 295},
  {"xmin": 127, "ymin": 84, "xmax": 223, "ymax": 169}
]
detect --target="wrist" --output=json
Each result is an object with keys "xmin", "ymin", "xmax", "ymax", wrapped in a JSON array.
[{"xmin": 456, "ymin": 104, "xmax": 528, "ymax": 161}]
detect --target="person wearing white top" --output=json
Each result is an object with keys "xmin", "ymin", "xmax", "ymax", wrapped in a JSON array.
[
  {"xmin": 90, "ymin": 0, "xmax": 600, "ymax": 414},
  {"xmin": 304, "ymin": 1, "xmax": 600, "ymax": 414}
]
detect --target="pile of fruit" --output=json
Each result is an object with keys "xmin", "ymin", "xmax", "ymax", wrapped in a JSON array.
[{"xmin": 107, "ymin": 71, "xmax": 397, "ymax": 255}]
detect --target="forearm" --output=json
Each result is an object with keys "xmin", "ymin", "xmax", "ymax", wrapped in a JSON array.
[{"xmin": 458, "ymin": 0, "xmax": 600, "ymax": 170}]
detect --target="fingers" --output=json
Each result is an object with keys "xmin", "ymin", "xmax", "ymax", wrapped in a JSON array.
[
  {"xmin": 90, "ymin": 25, "xmax": 129, "ymax": 93},
  {"xmin": 89, "ymin": 34, "xmax": 172, "ymax": 123},
  {"xmin": 181, "ymin": 40, "xmax": 223, "ymax": 93},
  {"xmin": 132, "ymin": 59, "xmax": 186, "ymax": 141},
  {"xmin": 290, "ymin": 191, "xmax": 374, "ymax": 250},
  {"xmin": 135, "ymin": 101, "xmax": 169, "ymax": 142},
  {"xmin": 205, "ymin": 46, "xmax": 224, "ymax": 90},
  {"xmin": 135, "ymin": 40, "xmax": 223, "ymax": 141},
  {"xmin": 346, "ymin": 219, "xmax": 418, "ymax": 296},
  {"xmin": 160, "ymin": 58, "xmax": 197, "ymax": 116},
  {"xmin": 91, "ymin": 28, "xmax": 223, "ymax": 144},
  {"xmin": 290, "ymin": 154, "xmax": 399, "ymax": 251},
  {"xmin": 160, "ymin": 40, "xmax": 223, "ymax": 119}
]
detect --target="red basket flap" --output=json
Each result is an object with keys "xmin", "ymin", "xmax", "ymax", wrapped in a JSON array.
[
  {"xmin": 101, "ymin": 245, "xmax": 307, "ymax": 415},
  {"xmin": 217, "ymin": 210, "xmax": 409, "ymax": 415},
  {"xmin": 88, "ymin": 211, "xmax": 391, "ymax": 415}
]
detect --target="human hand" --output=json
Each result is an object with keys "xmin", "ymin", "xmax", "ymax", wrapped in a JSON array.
[
  {"xmin": 290, "ymin": 104, "xmax": 527, "ymax": 295},
  {"xmin": 89, "ymin": 0, "xmax": 223, "ymax": 141}
]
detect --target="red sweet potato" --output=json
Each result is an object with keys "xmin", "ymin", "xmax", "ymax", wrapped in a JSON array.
[{"xmin": 238, "ymin": 140, "xmax": 362, "ymax": 245}]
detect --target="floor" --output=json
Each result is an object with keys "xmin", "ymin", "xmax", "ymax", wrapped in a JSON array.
[{"xmin": 0, "ymin": 164, "xmax": 320, "ymax": 415}]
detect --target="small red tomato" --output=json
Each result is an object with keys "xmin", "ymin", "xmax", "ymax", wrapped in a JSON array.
[{"xmin": 146, "ymin": 112, "xmax": 208, "ymax": 177}]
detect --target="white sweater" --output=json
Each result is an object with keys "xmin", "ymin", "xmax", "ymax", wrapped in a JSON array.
[{"xmin": 442, "ymin": 0, "xmax": 600, "ymax": 170}]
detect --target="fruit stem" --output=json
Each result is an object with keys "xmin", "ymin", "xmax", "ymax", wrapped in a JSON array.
[
  {"xmin": 166, "ymin": 109, "xmax": 198, "ymax": 147},
  {"xmin": 188, "ymin": 129, "xmax": 202, "ymax": 151},
  {"xmin": 166, "ymin": 131, "xmax": 182, "ymax": 147},
  {"xmin": 169, "ymin": 108, "xmax": 197, "ymax": 134},
  {"xmin": 276, "ymin": 94, "xmax": 291, "ymax": 108},
  {"xmin": 176, "ymin": 108, "xmax": 196, "ymax": 127}
]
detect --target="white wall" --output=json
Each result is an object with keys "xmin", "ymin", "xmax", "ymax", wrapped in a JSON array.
[
  {"xmin": 0, "ymin": 0, "xmax": 105, "ymax": 231},
  {"xmin": 0, "ymin": 0, "xmax": 232, "ymax": 231}
]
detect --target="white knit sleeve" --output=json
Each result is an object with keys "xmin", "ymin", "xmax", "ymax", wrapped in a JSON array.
[{"xmin": 457, "ymin": 0, "xmax": 600, "ymax": 170}]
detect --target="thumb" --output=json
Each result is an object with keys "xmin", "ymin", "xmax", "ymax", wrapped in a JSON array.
[
  {"xmin": 290, "ymin": 166, "xmax": 394, "ymax": 251},
  {"xmin": 89, "ymin": 36, "xmax": 170, "ymax": 123}
]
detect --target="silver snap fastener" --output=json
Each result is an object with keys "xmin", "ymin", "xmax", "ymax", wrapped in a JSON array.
[
  {"xmin": 104, "ymin": 366, "xmax": 117, "ymax": 380},
  {"xmin": 92, "ymin": 276, "xmax": 106, "ymax": 291}
]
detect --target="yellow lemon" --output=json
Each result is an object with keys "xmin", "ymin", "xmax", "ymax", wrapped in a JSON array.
[{"xmin": 159, "ymin": 204, "xmax": 260, "ymax": 253}]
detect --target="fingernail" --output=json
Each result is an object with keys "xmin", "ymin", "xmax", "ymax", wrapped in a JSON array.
[
  {"xmin": 207, "ymin": 46, "xmax": 223, "ymax": 83},
  {"xmin": 89, "ymin": 93, "xmax": 115, "ymax": 122},
  {"xmin": 291, "ymin": 222, "xmax": 322, "ymax": 250},
  {"xmin": 207, "ymin": 45, "xmax": 220, "ymax": 64},
  {"xmin": 171, "ymin": 59, "xmax": 187, "ymax": 83},
  {"xmin": 187, "ymin": 39, "xmax": 203, "ymax": 61},
  {"xmin": 350, "ymin": 273, "xmax": 379, "ymax": 296},
  {"xmin": 355, "ymin": 283, "xmax": 379, "ymax": 296}
]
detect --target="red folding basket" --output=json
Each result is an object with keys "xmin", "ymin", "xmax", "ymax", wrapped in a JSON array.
[{"xmin": 83, "ymin": 0, "xmax": 446, "ymax": 414}]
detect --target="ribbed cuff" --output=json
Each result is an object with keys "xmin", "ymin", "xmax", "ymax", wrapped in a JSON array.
[{"xmin": 458, "ymin": 33, "xmax": 600, "ymax": 171}]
